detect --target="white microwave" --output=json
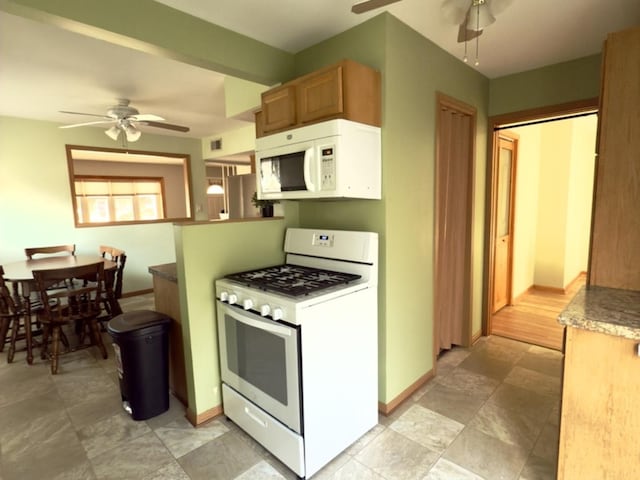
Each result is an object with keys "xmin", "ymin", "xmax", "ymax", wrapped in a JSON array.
[{"xmin": 255, "ymin": 119, "xmax": 381, "ymax": 200}]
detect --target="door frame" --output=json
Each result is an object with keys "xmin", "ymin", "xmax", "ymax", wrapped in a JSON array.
[
  {"xmin": 483, "ymin": 98, "xmax": 599, "ymax": 336},
  {"xmin": 433, "ymin": 92, "xmax": 476, "ymax": 365},
  {"xmin": 491, "ymin": 131, "xmax": 519, "ymax": 314}
]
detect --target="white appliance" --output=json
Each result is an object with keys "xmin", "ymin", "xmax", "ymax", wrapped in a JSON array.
[
  {"xmin": 227, "ymin": 173, "xmax": 260, "ymax": 219},
  {"xmin": 216, "ymin": 228, "xmax": 378, "ymax": 478},
  {"xmin": 255, "ymin": 119, "xmax": 381, "ymax": 201}
]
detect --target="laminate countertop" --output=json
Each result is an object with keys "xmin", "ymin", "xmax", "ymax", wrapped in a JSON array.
[
  {"xmin": 148, "ymin": 263, "xmax": 177, "ymax": 283},
  {"xmin": 558, "ymin": 285, "xmax": 640, "ymax": 340}
]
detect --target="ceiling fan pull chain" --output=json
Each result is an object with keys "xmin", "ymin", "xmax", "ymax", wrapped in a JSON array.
[{"xmin": 475, "ymin": 1, "xmax": 480, "ymax": 66}]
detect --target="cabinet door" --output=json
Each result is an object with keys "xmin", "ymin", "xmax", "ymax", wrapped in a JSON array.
[
  {"xmin": 262, "ymin": 85, "xmax": 297, "ymax": 134},
  {"xmin": 298, "ymin": 65, "xmax": 344, "ymax": 124}
]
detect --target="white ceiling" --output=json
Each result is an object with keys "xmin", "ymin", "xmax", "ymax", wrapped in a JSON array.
[{"xmin": 0, "ymin": 1, "xmax": 639, "ymax": 141}]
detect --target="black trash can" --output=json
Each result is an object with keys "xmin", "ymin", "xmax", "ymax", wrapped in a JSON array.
[{"xmin": 107, "ymin": 310, "xmax": 171, "ymax": 421}]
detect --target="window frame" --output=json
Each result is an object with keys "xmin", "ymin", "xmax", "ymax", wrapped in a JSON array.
[
  {"xmin": 66, "ymin": 144, "xmax": 194, "ymax": 228},
  {"xmin": 74, "ymin": 175, "xmax": 167, "ymax": 225}
]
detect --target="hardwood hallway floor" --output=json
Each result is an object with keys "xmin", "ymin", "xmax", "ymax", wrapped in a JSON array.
[{"xmin": 490, "ymin": 274, "xmax": 586, "ymax": 351}]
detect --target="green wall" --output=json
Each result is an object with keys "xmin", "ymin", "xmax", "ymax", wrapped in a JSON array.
[
  {"xmin": 294, "ymin": 15, "xmax": 490, "ymax": 404},
  {"xmin": 489, "ymin": 54, "xmax": 601, "ymax": 116},
  {"xmin": 175, "ymin": 219, "xmax": 286, "ymax": 416},
  {"xmin": 0, "ymin": 115, "xmax": 202, "ymax": 292}
]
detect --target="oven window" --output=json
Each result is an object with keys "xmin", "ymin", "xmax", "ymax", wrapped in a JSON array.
[{"xmin": 225, "ymin": 314, "xmax": 288, "ymax": 405}]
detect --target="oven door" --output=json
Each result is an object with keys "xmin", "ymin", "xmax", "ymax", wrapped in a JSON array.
[{"xmin": 217, "ymin": 300, "xmax": 302, "ymax": 433}]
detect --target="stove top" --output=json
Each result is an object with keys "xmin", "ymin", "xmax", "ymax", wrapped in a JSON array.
[{"xmin": 225, "ymin": 264, "xmax": 361, "ymax": 297}]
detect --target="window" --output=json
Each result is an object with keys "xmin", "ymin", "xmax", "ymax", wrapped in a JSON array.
[
  {"xmin": 66, "ymin": 145, "xmax": 193, "ymax": 227},
  {"xmin": 74, "ymin": 176, "xmax": 165, "ymax": 224}
]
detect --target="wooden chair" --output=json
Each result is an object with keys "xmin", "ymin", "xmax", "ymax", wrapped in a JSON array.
[
  {"xmin": 0, "ymin": 266, "xmax": 41, "ymax": 363},
  {"xmin": 33, "ymin": 262, "xmax": 108, "ymax": 374},
  {"xmin": 99, "ymin": 246, "xmax": 126, "ymax": 299},
  {"xmin": 25, "ymin": 244, "xmax": 75, "ymax": 259}
]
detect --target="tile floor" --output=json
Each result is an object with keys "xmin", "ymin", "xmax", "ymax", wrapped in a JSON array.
[{"xmin": 0, "ymin": 294, "xmax": 562, "ymax": 479}]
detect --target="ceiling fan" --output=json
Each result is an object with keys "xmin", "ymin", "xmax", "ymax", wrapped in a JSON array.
[
  {"xmin": 441, "ymin": 0, "xmax": 514, "ymax": 64},
  {"xmin": 59, "ymin": 98, "xmax": 190, "ymax": 142}
]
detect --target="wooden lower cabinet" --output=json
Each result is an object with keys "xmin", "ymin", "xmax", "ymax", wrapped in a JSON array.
[
  {"xmin": 150, "ymin": 267, "xmax": 188, "ymax": 407},
  {"xmin": 557, "ymin": 327, "xmax": 640, "ymax": 479}
]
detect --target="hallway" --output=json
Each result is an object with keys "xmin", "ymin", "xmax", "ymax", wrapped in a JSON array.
[{"xmin": 490, "ymin": 274, "xmax": 586, "ymax": 351}]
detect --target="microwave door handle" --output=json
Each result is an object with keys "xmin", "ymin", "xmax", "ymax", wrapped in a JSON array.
[
  {"xmin": 231, "ymin": 309, "xmax": 292, "ymax": 337},
  {"xmin": 303, "ymin": 147, "xmax": 317, "ymax": 192}
]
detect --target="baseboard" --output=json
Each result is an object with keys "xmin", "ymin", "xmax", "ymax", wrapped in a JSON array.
[
  {"xmin": 186, "ymin": 404, "xmax": 223, "ymax": 427},
  {"xmin": 120, "ymin": 288, "xmax": 153, "ymax": 298},
  {"xmin": 564, "ymin": 271, "xmax": 587, "ymax": 293},
  {"xmin": 378, "ymin": 369, "xmax": 435, "ymax": 416},
  {"xmin": 532, "ymin": 284, "xmax": 565, "ymax": 294},
  {"xmin": 471, "ymin": 330, "xmax": 483, "ymax": 344},
  {"xmin": 512, "ymin": 286, "xmax": 534, "ymax": 304}
]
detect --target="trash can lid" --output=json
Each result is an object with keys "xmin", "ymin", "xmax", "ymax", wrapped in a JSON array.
[{"xmin": 107, "ymin": 310, "xmax": 171, "ymax": 337}]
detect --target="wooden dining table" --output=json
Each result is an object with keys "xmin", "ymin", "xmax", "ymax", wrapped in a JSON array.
[{"xmin": 2, "ymin": 255, "xmax": 122, "ymax": 364}]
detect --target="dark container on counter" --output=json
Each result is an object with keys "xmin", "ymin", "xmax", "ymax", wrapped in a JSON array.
[{"xmin": 107, "ymin": 310, "xmax": 171, "ymax": 420}]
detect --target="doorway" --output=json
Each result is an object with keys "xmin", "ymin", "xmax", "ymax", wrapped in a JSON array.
[
  {"xmin": 484, "ymin": 99, "xmax": 599, "ymax": 347},
  {"xmin": 434, "ymin": 93, "xmax": 476, "ymax": 356}
]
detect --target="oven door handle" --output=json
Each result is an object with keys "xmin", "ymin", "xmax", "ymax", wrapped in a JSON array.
[{"xmin": 228, "ymin": 307, "xmax": 292, "ymax": 337}]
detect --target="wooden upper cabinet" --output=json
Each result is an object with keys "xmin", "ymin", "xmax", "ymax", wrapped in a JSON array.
[
  {"xmin": 256, "ymin": 59, "xmax": 381, "ymax": 137},
  {"xmin": 298, "ymin": 65, "xmax": 344, "ymax": 124},
  {"xmin": 588, "ymin": 26, "xmax": 640, "ymax": 290},
  {"xmin": 261, "ymin": 85, "xmax": 297, "ymax": 134}
]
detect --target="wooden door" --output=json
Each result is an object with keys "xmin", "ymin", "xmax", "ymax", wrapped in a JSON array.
[
  {"xmin": 492, "ymin": 134, "xmax": 517, "ymax": 313},
  {"xmin": 434, "ymin": 94, "xmax": 476, "ymax": 352}
]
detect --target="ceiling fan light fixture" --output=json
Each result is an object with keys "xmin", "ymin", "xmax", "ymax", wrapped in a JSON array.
[
  {"xmin": 105, "ymin": 125, "xmax": 120, "ymax": 140},
  {"xmin": 467, "ymin": 0, "xmax": 495, "ymax": 31},
  {"xmin": 124, "ymin": 124, "xmax": 141, "ymax": 142}
]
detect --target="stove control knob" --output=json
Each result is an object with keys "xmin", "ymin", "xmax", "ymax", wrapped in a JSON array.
[
  {"xmin": 272, "ymin": 307, "xmax": 283, "ymax": 321},
  {"xmin": 243, "ymin": 299, "xmax": 253, "ymax": 310},
  {"xmin": 228, "ymin": 293, "xmax": 238, "ymax": 305},
  {"xmin": 219, "ymin": 291, "xmax": 228, "ymax": 302},
  {"xmin": 260, "ymin": 304, "xmax": 271, "ymax": 317}
]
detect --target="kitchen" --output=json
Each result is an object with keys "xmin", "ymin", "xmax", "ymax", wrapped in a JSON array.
[{"xmin": 1, "ymin": 1, "xmax": 639, "ymax": 478}]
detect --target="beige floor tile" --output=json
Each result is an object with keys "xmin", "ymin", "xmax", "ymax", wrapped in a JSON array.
[
  {"xmin": 504, "ymin": 366, "xmax": 561, "ymax": 397},
  {"xmin": 155, "ymin": 416, "xmax": 229, "ymax": 458},
  {"xmin": 178, "ymin": 430, "xmax": 262, "ymax": 480},
  {"xmin": 355, "ymin": 428, "xmax": 439, "ymax": 479},
  {"xmin": 418, "ymin": 382, "xmax": 488, "ymax": 424},
  {"xmin": 423, "ymin": 458, "xmax": 484, "ymax": 480},
  {"xmin": 390, "ymin": 404, "xmax": 464, "ymax": 453},
  {"xmin": 90, "ymin": 431, "xmax": 174, "ymax": 480},
  {"xmin": 443, "ymin": 426, "xmax": 529, "ymax": 480}
]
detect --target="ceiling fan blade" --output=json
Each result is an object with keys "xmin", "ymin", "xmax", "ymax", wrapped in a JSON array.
[
  {"xmin": 457, "ymin": 24, "xmax": 483, "ymax": 43},
  {"xmin": 140, "ymin": 120, "xmax": 190, "ymax": 133},
  {"xmin": 441, "ymin": 0, "xmax": 471, "ymax": 25},
  {"xmin": 351, "ymin": 0, "xmax": 402, "ymax": 14},
  {"xmin": 131, "ymin": 113, "xmax": 165, "ymax": 122},
  {"xmin": 59, "ymin": 110, "xmax": 111, "ymax": 119},
  {"xmin": 59, "ymin": 120, "xmax": 114, "ymax": 129}
]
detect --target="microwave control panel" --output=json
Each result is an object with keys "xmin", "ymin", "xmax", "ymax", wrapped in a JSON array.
[{"xmin": 320, "ymin": 146, "xmax": 336, "ymax": 190}]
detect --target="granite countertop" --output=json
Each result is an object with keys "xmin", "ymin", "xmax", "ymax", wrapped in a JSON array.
[
  {"xmin": 558, "ymin": 285, "xmax": 640, "ymax": 340},
  {"xmin": 148, "ymin": 263, "xmax": 177, "ymax": 283}
]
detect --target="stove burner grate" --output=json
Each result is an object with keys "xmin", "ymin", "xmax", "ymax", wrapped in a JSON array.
[{"xmin": 225, "ymin": 264, "xmax": 361, "ymax": 297}]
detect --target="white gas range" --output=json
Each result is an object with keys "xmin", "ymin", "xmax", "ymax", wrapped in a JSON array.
[{"xmin": 215, "ymin": 228, "xmax": 378, "ymax": 478}]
